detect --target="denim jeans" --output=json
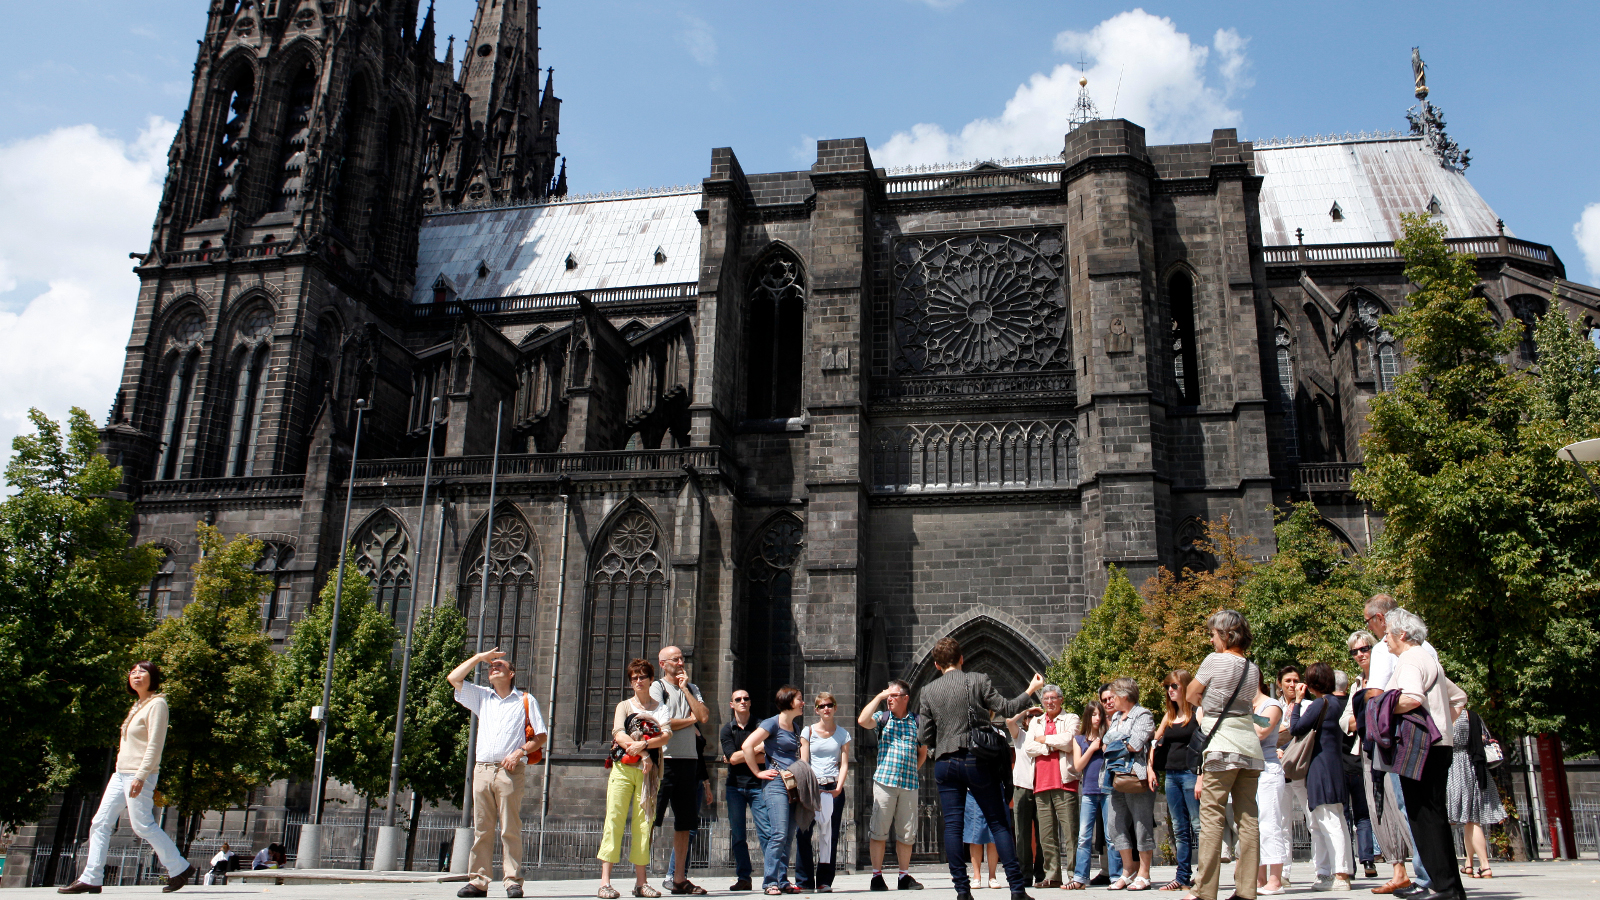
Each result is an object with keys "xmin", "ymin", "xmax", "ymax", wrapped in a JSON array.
[
  {"xmin": 726, "ymin": 783, "xmax": 770, "ymax": 881},
  {"xmin": 1165, "ymin": 770, "xmax": 1200, "ymax": 885},
  {"xmin": 1073, "ymin": 793, "xmax": 1116, "ymax": 884},
  {"xmin": 934, "ymin": 754, "xmax": 1025, "ymax": 894},
  {"xmin": 79, "ymin": 772, "xmax": 190, "ymax": 886},
  {"xmin": 761, "ymin": 777, "xmax": 799, "ymax": 889}
]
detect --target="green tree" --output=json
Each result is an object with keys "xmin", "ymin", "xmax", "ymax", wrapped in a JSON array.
[
  {"xmin": 399, "ymin": 601, "xmax": 469, "ymax": 868},
  {"xmin": 272, "ymin": 560, "xmax": 401, "ymax": 808},
  {"xmin": 139, "ymin": 523, "xmax": 277, "ymax": 852},
  {"xmin": 1239, "ymin": 503, "xmax": 1375, "ymax": 680},
  {"xmin": 1136, "ymin": 516, "xmax": 1253, "ymax": 696},
  {"xmin": 1048, "ymin": 566, "xmax": 1147, "ymax": 707},
  {"xmin": 1357, "ymin": 215, "xmax": 1600, "ymax": 752},
  {"xmin": 0, "ymin": 408, "xmax": 160, "ymax": 826}
]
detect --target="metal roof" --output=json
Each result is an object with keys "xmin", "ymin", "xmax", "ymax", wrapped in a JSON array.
[
  {"xmin": 413, "ymin": 188, "xmax": 703, "ymax": 304},
  {"xmin": 1254, "ymin": 136, "xmax": 1507, "ymax": 246}
]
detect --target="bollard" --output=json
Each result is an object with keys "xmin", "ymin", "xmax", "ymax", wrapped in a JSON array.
[
  {"xmin": 451, "ymin": 826, "xmax": 474, "ymax": 874},
  {"xmin": 371, "ymin": 825, "xmax": 401, "ymax": 872},
  {"xmin": 297, "ymin": 823, "xmax": 322, "ymax": 869}
]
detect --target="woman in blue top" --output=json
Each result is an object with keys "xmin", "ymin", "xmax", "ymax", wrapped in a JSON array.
[
  {"xmin": 742, "ymin": 685, "xmax": 806, "ymax": 895},
  {"xmin": 1289, "ymin": 663, "xmax": 1351, "ymax": 890},
  {"xmin": 1067, "ymin": 700, "xmax": 1109, "ymax": 889}
]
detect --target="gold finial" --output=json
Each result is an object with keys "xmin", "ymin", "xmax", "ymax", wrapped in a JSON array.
[{"xmin": 1079, "ymin": 76, "xmax": 1088, "ymax": 88}]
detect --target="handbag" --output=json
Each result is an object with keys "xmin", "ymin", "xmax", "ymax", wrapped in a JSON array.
[
  {"xmin": 1280, "ymin": 699, "xmax": 1327, "ymax": 782},
  {"xmin": 1112, "ymin": 772, "xmax": 1151, "ymax": 793},
  {"xmin": 966, "ymin": 681, "xmax": 1012, "ymax": 766},
  {"xmin": 523, "ymin": 694, "xmax": 544, "ymax": 766},
  {"xmin": 1188, "ymin": 657, "xmax": 1249, "ymax": 768}
]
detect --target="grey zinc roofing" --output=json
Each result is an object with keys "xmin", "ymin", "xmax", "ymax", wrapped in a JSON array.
[
  {"xmin": 1254, "ymin": 137, "xmax": 1508, "ymax": 246},
  {"xmin": 413, "ymin": 188, "xmax": 703, "ymax": 303}
]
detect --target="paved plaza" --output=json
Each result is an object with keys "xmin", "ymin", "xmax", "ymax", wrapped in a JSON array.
[{"xmin": 12, "ymin": 862, "xmax": 1596, "ymax": 899}]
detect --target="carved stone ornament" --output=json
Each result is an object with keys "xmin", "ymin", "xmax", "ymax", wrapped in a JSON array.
[
  {"xmin": 1106, "ymin": 317, "xmax": 1133, "ymax": 354},
  {"xmin": 892, "ymin": 230, "xmax": 1069, "ymax": 376}
]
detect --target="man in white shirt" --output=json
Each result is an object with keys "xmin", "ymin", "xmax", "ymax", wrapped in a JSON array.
[
  {"xmin": 1360, "ymin": 594, "xmax": 1435, "ymax": 893},
  {"xmin": 449, "ymin": 648, "xmax": 547, "ymax": 899},
  {"xmin": 650, "ymin": 644, "xmax": 710, "ymax": 895}
]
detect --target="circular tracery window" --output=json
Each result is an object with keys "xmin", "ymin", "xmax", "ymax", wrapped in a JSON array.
[
  {"xmin": 240, "ymin": 308, "xmax": 273, "ymax": 343},
  {"xmin": 171, "ymin": 315, "xmax": 205, "ymax": 347}
]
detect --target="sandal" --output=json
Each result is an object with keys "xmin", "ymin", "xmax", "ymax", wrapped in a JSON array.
[
  {"xmin": 1129, "ymin": 877, "xmax": 1152, "ymax": 891},
  {"xmin": 671, "ymin": 883, "xmax": 709, "ymax": 896},
  {"xmin": 1476, "ymin": 867, "xmax": 1493, "ymax": 879},
  {"xmin": 764, "ymin": 890, "xmax": 783, "ymax": 897},
  {"xmin": 633, "ymin": 886, "xmax": 662, "ymax": 899},
  {"xmin": 1110, "ymin": 878, "xmax": 1130, "ymax": 891},
  {"xmin": 599, "ymin": 888, "xmax": 622, "ymax": 900},
  {"xmin": 1460, "ymin": 866, "xmax": 1474, "ymax": 876},
  {"xmin": 1159, "ymin": 882, "xmax": 1187, "ymax": 891}
]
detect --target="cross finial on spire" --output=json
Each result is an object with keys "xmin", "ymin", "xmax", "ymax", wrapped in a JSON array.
[{"xmin": 1068, "ymin": 65, "xmax": 1100, "ymax": 132}]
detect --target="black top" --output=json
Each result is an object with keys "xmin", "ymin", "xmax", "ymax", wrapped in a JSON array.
[
  {"xmin": 1290, "ymin": 694, "xmax": 1350, "ymax": 809},
  {"xmin": 720, "ymin": 717, "xmax": 763, "ymax": 789},
  {"xmin": 1154, "ymin": 717, "xmax": 1198, "ymax": 772}
]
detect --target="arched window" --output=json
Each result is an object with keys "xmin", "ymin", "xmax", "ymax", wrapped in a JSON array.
[
  {"xmin": 1507, "ymin": 295, "xmax": 1547, "ymax": 366},
  {"xmin": 145, "ymin": 549, "xmax": 176, "ymax": 616},
  {"xmin": 1376, "ymin": 340, "xmax": 1399, "ymax": 392},
  {"xmin": 353, "ymin": 509, "xmax": 412, "ymax": 625},
  {"xmin": 1168, "ymin": 271, "xmax": 1199, "ymax": 405},
  {"xmin": 209, "ymin": 68, "xmax": 254, "ymax": 218},
  {"xmin": 582, "ymin": 508, "xmax": 667, "ymax": 744},
  {"xmin": 311, "ymin": 313, "xmax": 341, "ymax": 408},
  {"xmin": 226, "ymin": 308, "xmax": 273, "ymax": 476},
  {"xmin": 740, "ymin": 516, "xmax": 803, "ymax": 715},
  {"xmin": 256, "ymin": 542, "xmax": 294, "ymax": 622},
  {"xmin": 1275, "ymin": 321, "xmax": 1299, "ymax": 462},
  {"xmin": 458, "ymin": 508, "xmax": 539, "ymax": 671},
  {"xmin": 331, "ymin": 75, "xmax": 375, "ymax": 239},
  {"xmin": 746, "ymin": 252, "xmax": 804, "ymax": 420},
  {"xmin": 271, "ymin": 60, "xmax": 316, "ymax": 212},
  {"xmin": 153, "ymin": 313, "xmax": 205, "ymax": 480}
]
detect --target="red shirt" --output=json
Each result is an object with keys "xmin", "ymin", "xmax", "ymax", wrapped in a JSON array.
[{"xmin": 1034, "ymin": 719, "xmax": 1067, "ymax": 792}]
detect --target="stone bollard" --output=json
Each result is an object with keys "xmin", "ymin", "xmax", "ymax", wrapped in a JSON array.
[
  {"xmin": 451, "ymin": 826, "xmax": 474, "ymax": 874},
  {"xmin": 371, "ymin": 825, "xmax": 401, "ymax": 872},
  {"xmin": 297, "ymin": 823, "xmax": 323, "ymax": 869}
]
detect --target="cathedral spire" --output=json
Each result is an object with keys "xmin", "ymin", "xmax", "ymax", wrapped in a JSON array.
[{"xmin": 1068, "ymin": 75, "xmax": 1100, "ymax": 132}]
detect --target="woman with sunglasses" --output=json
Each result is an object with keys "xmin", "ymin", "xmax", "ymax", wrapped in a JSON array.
[
  {"xmin": 60, "ymin": 662, "xmax": 194, "ymax": 895},
  {"xmin": 1152, "ymin": 671, "xmax": 1199, "ymax": 891},
  {"xmin": 1347, "ymin": 630, "xmax": 1412, "ymax": 893},
  {"xmin": 799, "ymin": 691, "xmax": 851, "ymax": 892},
  {"xmin": 598, "ymin": 659, "xmax": 673, "ymax": 900}
]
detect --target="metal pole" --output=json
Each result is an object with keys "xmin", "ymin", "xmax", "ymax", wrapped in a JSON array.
[
  {"xmin": 459, "ymin": 401, "xmax": 504, "ymax": 829},
  {"xmin": 310, "ymin": 398, "xmax": 367, "ymax": 824},
  {"xmin": 1567, "ymin": 456, "xmax": 1600, "ymax": 503},
  {"xmin": 384, "ymin": 398, "xmax": 441, "ymax": 828},
  {"xmin": 429, "ymin": 494, "xmax": 448, "ymax": 610},
  {"xmin": 537, "ymin": 485, "xmax": 572, "ymax": 866}
]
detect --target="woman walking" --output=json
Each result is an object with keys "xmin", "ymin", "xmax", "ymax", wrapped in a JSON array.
[
  {"xmin": 598, "ymin": 659, "xmax": 672, "ymax": 899},
  {"xmin": 1252, "ymin": 674, "xmax": 1288, "ymax": 895},
  {"xmin": 742, "ymin": 685, "xmax": 808, "ymax": 895},
  {"xmin": 1181, "ymin": 609, "xmax": 1263, "ymax": 900},
  {"xmin": 1346, "ymin": 630, "xmax": 1413, "ymax": 894},
  {"xmin": 1153, "ymin": 671, "xmax": 1200, "ymax": 891},
  {"xmin": 1289, "ymin": 663, "xmax": 1351, "ymax": 891},
  {"xmin": 1447, "ymin": 708, "xmax": 1505, "ymax": 879},
  {"xmin": 1067, "ymin": 700, "xmax": 1109, "ymax": 889},
  {"xmin": 799, "ymin": 691, "xmax": 851, "ymax": 892},
  {"xmin": 60, "ymin": 662, "xmax": 194, "ymax": 895},
  {"xmin": 1103, "ymin": 677, "xmax": 1157, "ymax": 891}
]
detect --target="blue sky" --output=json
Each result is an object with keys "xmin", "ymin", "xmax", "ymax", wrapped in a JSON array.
[{"xmin": 2, "ymin": 0, "xmax": 1598, "ymax": 463}]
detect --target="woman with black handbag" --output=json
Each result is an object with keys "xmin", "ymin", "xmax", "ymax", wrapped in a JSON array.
[
  {"xmin": 1447, "ymin": 708, "xmax": 1506, "ymax": 879},
  {"xmin": 1181, "ymin": 610, "xmax": 1264, "ymax": 900}
]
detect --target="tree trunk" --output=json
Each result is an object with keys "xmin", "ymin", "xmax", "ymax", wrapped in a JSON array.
[
  {"xmin": 357, "ymin": 795, "xmax": 373, "ymax": 869},
  {"xmin": 404, "ymin": 792, "xmax": 422, "ymax": 871},
  {"xmin": 40, "ymin": 785, "xmax": 79, "ymax": 887}
]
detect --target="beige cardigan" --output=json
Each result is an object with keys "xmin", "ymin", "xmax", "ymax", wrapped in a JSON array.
[
  {"xmin": 1023, "ymin": 711, "xmax": 1081, "ymax": 787},
  {"xmin": 116, "ymin": 695, "xmax": 170, "ymax": 780}
]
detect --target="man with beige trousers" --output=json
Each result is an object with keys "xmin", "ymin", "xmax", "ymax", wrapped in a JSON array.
[{"xmin": 449, "ymin": 649, "xmax": 548, "ymax": 898}]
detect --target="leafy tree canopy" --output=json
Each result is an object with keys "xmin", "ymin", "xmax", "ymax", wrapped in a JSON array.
[
  {"xmin": 401, "ymin": 601, "xmax": 469, "ymax": 806},
  {"xmin": 1047, "ymin": 565, "xmax": 1146, "ymax": 708},
  {"xmin": 0, "ymin": 408, "xmax": 160, "ymax": 826}
]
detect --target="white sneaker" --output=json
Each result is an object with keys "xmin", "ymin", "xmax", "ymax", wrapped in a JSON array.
[
  {"xmin": 1311, "ymin": 878, "xmax": 1335, "ymax": 892},
  {"xmin": 1331, "ymin": 878, "xmax": 1353, "ymax": 891}
]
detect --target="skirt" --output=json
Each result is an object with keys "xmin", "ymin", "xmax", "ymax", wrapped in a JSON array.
[
  {"xmin": 1447, "ymin": 749, "xmax": 1507, "ymax": 826},
  {"xmin": 1364, "ymin": 751, "xmax": 1410, "ymax": 861},
  {"xmin": 964, "ymin": 793, "xmax": 994, "ymax": 844}
]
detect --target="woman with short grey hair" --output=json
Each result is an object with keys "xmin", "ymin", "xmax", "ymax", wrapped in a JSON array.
[
  {"xmin": 1384, "ymin": 608, "xmax": 1428, "ymax": 646},
  {"xmin": 1102, "ymin": 677, "xmax": 1157, "ymax": 890},
  {"xmin": 1182, "ymin": 610, "xmax": 1263, "ymax": 900}
]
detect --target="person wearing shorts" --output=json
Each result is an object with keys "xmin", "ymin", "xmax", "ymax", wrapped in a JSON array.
[
  {"xmin": 857, "ymin": 680, "xmax": 926, "ymax": 891},
  {"xmin": 650, "ymin": 645, "xmax": 711, "ymax": 895}
]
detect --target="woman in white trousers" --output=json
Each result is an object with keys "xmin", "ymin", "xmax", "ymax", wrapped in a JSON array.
[
  {"xmin": 1253, "ymin": 680, "xmax": 1290, "ymax": 894},
  {"xmin": 60, "ymin": 662, "xmax": 193, "ymax": 894}
]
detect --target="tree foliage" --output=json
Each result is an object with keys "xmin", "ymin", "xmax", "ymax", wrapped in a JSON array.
[
  {"xmin": 401, "ymin": 601, "xmax": 469, "ymax": 806},
  {"xmin": 1136, "ymin": 516, "xmax": 1253, "ymax": 694},
  {"xmin": 1047, "ymin": 566, "xmax": 1146, "ymax": 707},
  {"xmin": 272, "ymin": 559, "xmax": 401, "ymax": 803},
  {"xmin": 138, "ymin": 524, "xmax": 277, "ymax": 848},
  {"xmin": 0, "ymin": 408, "xmax": 160, "ymax": 826},
  {"xmin": 1357, "ymin": 214, "xmax": 1600, "ymax": 752}
]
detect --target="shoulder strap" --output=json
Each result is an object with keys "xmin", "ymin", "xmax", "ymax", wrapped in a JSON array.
[
  {"xmin": 1200, "ymin": 657, "xmax": 1250, "ymax": 748},
  {"xmin": 523, "ymin": 693, "xmax": 533, "ymax": 739}
]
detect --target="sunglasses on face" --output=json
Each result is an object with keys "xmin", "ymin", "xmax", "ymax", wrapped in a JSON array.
[
  {"xmin": 816, "ymin": 703, "xmax": 835, "ymax": 710},
  {"xmin": 630, "ymin": 675, "xmax": 651, "ymax": 682},
  {"xmin": 1350, "ymin": 646, "xmax": 1372, "ymax": 656},
  {"xmin": 732, "ymin": 697, "xmax": 751, "ymax": 703}
]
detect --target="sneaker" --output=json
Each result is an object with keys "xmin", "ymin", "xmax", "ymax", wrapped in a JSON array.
[
  {"xmin": 731, "ymin": 880, "xmax": 754, "ymax": 892},
  {"xmin": 871, "ymin": 874, "xmax": 889, "ymax": 892},
  {"xmin": 1312, "ymin": 878, "xmax": 1336, "ymax": 892},
  {"xmin": 1331, "ymin": 878, "xmax": 1354, "ymax": 892},
  {"xmin": 899, "ymin": 874, "xmax": 924, "ymax": 891}
]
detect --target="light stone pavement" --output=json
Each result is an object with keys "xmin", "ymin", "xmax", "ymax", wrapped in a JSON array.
[{"xmin": 12, "ymin": 862, "xmax": 1597, "ymax": 900}]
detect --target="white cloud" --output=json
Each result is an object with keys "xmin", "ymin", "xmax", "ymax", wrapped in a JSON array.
[
  {"xmin": 1575, "ymin": 203, "xmax": 1600, "ymax": 284},
  {"xmin": 0, "ymin": 117, "xmax": 174, "ymax": 472},
  {"xmin": 874, "ymin": 9, "xmax": 1248, "ymax": 166},
  {"xmin": 678, "ymin": 14, "xmax": 717, "ymax": 67}
]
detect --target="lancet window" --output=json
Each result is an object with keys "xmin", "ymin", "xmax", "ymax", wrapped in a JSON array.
[
  {"xmin": 581, "ymin": 509, "xmax": 667, "ymax": 744},
  {"xmin": 209, "ymin": 68, "xmax": 254, "ymax": 218},
  {"xmin": 1168, "ymin": 272, "xmax": 1199, "ymax": 405},
  {"xmin": 256, "ymin": 541, "xmax": 294, "ymax": 622},
  {"xmin": 225, "ymin": 307, "xmax": 273, "ymax": 476},
  {"xmin": 145, "ymin": 549, "xmax": 176, "ymax": 617},
  {"xmin": 353, "ymin": 509, "xmax": 412, "ymax": 625},
  {"xmin": 271, "ymin": 61, "xmax": 316, "ymax": 213},
  {"xmin": 871, "ymin": 420, "xmax": 1079, "ymax": 493},
  {"xmin": 458, "ymin": 509, "xmax": 539, "ymax": 671},
  {"xmin": 745, "ymin": 252, "xmax": 804, "ymax": 420},
  {"xmin": 154, "ymin": 314, "xmax": 205, "ymax": 480},
  {"xmin": 741, "ymin": 516, "xmax": 803, "ymax": 715}
]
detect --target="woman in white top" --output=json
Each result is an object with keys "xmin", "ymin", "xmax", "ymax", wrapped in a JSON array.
[
  {"xmin": 799, "ymin": 691, "xmax": 851, "ymax": 892},
  {"xmin": 61, "ymin": 661, "xmax": 194, "ymax": 895},
  {"xmin": 1386, "ymin": 609, "xmax": 1467, "ymax": 900},
  {"xmin": 1251, "ymin": 675, "xmax": 1288, "ymax": 894},
  {"xmin": 597, "ymin": 658, "xmax": 673, "ymax": 900}
]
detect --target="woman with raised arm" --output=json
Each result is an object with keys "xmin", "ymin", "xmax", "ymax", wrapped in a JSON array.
[{"xmin": 60, "ymin": 662, "xmax": 194, "ymax": 895}]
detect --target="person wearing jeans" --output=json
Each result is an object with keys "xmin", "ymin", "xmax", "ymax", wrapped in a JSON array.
[
  {"xmin": 741, "ymin": 685, "xmax": 808, "ymax": 895},
  {"xmin": 1067, "ymin": 700, "xmax": 1117, "ymax": 889},
  {"xmin": 1153, "ymin": 671, "xmax": 1200, "ymax": 890},
  {"xmin": 61, "ymin": 662, "xmax": 193, "ymax": 895},
  {"xmin": 720, "ymin": 690, "xmax": 770, "ymax": 891}
]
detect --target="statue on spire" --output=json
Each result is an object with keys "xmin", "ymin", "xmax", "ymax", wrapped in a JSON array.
[{"xmin": 1405, "ymin": 47, "xmax": 1468, "ymax": 171}]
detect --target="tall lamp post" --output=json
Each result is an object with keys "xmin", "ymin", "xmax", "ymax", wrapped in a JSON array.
[
  {"xmin": 372, "ymin": 397, "xmax": 442, "ymax": 871},
  {"xmin": 298, "ymin": 398, "xmax": 368, "ymax": 870},
  {"xmin": 1558, "ymin": 438, "xmax": 1600, "ymax": 502}
]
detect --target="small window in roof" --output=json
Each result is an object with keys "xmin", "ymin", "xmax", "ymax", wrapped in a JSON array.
[
  {"xmin": 654, "ymin": 246, "xmax": 667, "ymax": 264},
  {"xmin": 476, "ymin": 261, "xmax": 490, "ymax": 279},
  {"xmin": 1329, "ymin": 201, "xmax": 1343, "ymax": 222},
  {"xmin": 565, "ymin": 252, "xmax": 579, "ymax": 270},
  {"xmin": 1427, "ymin": 195, "xmax": 1443, "ymax": 216}
]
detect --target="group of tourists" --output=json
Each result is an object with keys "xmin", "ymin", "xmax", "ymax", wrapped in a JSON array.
[{"xmin": 56, "ymin": 597, "xmax": 1507, "ymax": 900}]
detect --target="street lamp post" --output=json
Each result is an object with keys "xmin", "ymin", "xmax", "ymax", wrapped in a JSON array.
[
  {"xmin": 372, "ymin": 397, "xmax": 442, "ymax": 871},
  {"xmin": 1558, "ymin": 438, "xmax": 1600, "ymax": 502},
  {"xmin": 299, "ymin": 398, "xmax": 368, "ymax": 870}
]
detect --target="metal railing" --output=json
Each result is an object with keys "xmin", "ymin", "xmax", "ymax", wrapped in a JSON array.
[
  {"xmin": 1262, "ymin": 236, "xmax": 1555, "ymax": 266},
  {"xmin": 351, "ymin": 447, "xmax": 725, "ymax": 483},
  {"xmin": 137, "ymin": 474, "xmax": 306, "ymax": 500},
  {"xmin": 411, "ymin": 283, "xmax": 698, "ymax": 320}
]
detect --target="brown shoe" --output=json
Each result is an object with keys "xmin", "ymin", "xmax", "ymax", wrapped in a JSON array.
[
  {"xmin": 1371, "ymin": 880, "xmax": 1412, "ymax": 895},
  {"xmin": 162, "ymin": 865, "xmax": 195, "ymax": 893},
  {"xmin": 57, "ymin": 883, "xmax": 101, "ymax": 894}
]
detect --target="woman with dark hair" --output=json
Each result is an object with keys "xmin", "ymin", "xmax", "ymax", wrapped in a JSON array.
[
  {"xmin": 743, "ymin": 684, "xmax": 808, "ymax": 895},
  {"xmin": 1067, "ymin": 700, "xmax": 1109, "ymax": 889},
  {"xmin": 597, "ymin": 658, "xmax": 672, "ymax": 900},
  {"xmin": 1153, "ymin": 670, "xmax": 1199, "ymax": 890},
  {"xmin": 1251, "ymin": 672, "xmax": 1289, "ymax": 895},
  {"xmin": 60, "ymin": 662, "xmax": 194, "ymax": 894},
  {"xmin": 1181, "ymin": 609, "xmax": 1263, "ymax": 900},
  {"xmin": 1289, "ymin": 662, "xmax": 1351, "ymax": 891}
]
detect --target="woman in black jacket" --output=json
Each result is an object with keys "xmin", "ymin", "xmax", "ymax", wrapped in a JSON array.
[{"xmin": 1289, "ymin": 663, "xmax": 1350, "ymax": 890}]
